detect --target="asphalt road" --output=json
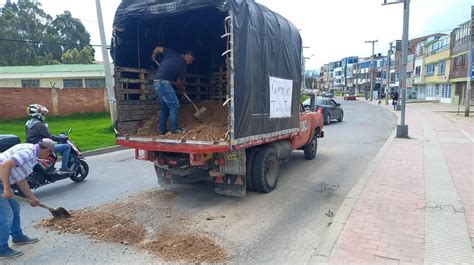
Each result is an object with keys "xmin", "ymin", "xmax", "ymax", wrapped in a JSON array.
[{"xmin": 8, "ymin": 99, "xmax": 396, "ymax": 264}]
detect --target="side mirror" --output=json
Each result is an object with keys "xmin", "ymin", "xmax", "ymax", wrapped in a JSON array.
[{"xmin": 336, "ymin": 103, "xmax": 341, "ymax": 107}]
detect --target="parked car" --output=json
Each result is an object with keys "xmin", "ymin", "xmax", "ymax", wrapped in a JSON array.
[
  {"xmin": 321, "ymin": 91, "xmax": 334, "ymax": 98},
  {"xmin": 344, "ymin": 93, "xmax": 356, "ymax": 100},
  {"xmin": 311, "ymin": 98, "xmax": 344, "ymax": 125}
]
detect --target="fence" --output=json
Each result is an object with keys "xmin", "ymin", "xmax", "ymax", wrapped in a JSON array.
[{"xmin": 0, "ymin": 87, "xmax": 109, "ymax": 121}]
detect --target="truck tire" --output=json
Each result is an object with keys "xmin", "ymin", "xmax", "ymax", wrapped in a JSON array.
[
  {"xmin": 252, "ymin": 147, "xmax": 280, "ymax": 193},
  {"xmin": 303, "ymin": 133, "xmax": 318, "ymax": 160},
  {"xmin": 246, "ymin": 148, "xmax": 260, "ymax": 191}
]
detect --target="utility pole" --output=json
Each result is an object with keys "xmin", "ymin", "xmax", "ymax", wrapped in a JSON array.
[
  {"xmin": 383, "ymin": 0, "xmax": 410, "ymax": 138},
  {"xmin": 385, "ymin": 49, "xmax": 391, "ymax": 105},
  {"xmin": 365, "ymin": 40, "xmax": 378, "ymax": 101},
  {"xmin": 465, "ymin": 10, "xmax": 473, "ymax": 117},
  {"xmin": 96, "ymin": 0, "xmax": 117, "ymax": 128},
  {"xmin": 356, "ymin": 61, "xmax": 360, "ymax": 95}
]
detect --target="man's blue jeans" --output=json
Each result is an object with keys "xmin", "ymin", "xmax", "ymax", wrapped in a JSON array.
[
  {"xmin": 0, "ymin": 184, "xmax": 23, "ymax": 251},
  {"xmin": 154, "ymin": 80, "xmax": 180, "ymax": 133},
  {"xmin": 54, "ymin": 144, "xmax": 71, "ymax": 170}
]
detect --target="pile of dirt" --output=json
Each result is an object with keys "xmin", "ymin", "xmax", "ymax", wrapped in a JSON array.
[
  {"xmin": 39, "ymin": 211, "xmax": 147, "ymax": 245},
  {"xmin": 143, "ymin": 232, "xmax": 227, "ymax": 263},
  {"xmin": 37, "ymin": 189, "xmax": 228, "ymax": 263},
  {"xmin": 137, "ymin": 100, "xmax": 228, "ymax": 141}
]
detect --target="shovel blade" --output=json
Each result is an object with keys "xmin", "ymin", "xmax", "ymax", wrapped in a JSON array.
[{"xmin": 51, "ymin": 207, "xmax": 71, "ymax": 218}]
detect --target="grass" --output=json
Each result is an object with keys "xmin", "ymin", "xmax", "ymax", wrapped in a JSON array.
[{"xmin": 0, "ymin": 112, "xmax": 115, "ymax": 152}]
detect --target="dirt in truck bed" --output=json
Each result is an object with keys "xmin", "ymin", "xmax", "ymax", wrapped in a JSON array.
[
  {"xmin": 37, "ymin": 189, "xmax": 227, "ymax": 263},
  {"xmin": 137, "ymin": 100, "xmax": 229, "ymax": 141}
]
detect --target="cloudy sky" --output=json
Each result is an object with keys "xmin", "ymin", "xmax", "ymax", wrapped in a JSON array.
[{"xmin": 3, "ymin": 0, "xmax": 473, "ymax": 69}]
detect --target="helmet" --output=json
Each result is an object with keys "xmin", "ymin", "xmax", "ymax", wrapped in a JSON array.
[{"xmin": 27, "ymin": 104, "xmax": 49, "ymax": 120}]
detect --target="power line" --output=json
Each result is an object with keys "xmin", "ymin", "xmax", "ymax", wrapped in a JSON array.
[{"xmin": 0, "ymin": 37, "xmax": 107, "ymax": 48}]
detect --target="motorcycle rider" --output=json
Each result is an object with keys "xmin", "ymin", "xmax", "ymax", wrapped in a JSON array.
[{"xmin": 25, "ymin": 104, "xmax": 73, "ymax": 174}]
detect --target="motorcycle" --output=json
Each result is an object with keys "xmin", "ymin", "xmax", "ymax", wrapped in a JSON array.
[{"xmin": 0, "ymin": 129, "xmax": 89, "ymax": 194}]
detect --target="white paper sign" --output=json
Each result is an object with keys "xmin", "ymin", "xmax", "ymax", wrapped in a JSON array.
[{"xmin": 269, "ymin": 76, "xmax": 293, "ymax": 118}]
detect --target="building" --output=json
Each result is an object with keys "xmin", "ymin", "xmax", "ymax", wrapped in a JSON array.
[
  {"xmin": 449, "ymin": 20, "xmax": 473, "ymax": 106},
  {"xmin": 0, "ymin": 64, "xmax": 111, "ymax": 89},
  {"xmin": 406, "ymin": 54, "xmax": 416, "ymax": 99},
  {"xmin": 423, "ymin": 36, "xmax": 452, "ymax": 103},
  {"xmin": 341, "ymin": 56, "xmax": 358, "ymax": 93},
  {"xmin": 354, "ymin": 54, "xmax": 385, "ymax": 99},
  {"xmin": 391, "ymin": 34, "xmax": 446, "ymax": 97}
]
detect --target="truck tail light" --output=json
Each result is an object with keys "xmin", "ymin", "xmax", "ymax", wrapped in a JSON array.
[{"xmin": 318, "ymin": 107, "xmax": 324, "ymax": 113}]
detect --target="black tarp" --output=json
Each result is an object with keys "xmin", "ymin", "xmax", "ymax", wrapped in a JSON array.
[{"xmin": 112, "ymin": 0, "xmax": 302, "ymax": 144}]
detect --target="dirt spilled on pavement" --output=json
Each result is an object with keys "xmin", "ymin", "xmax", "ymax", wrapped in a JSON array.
[
  {"xmin": 137, "ymin": 100, "xmax": 229, "ymax": 141},
  {"xmin": 37, "ymin": 189, "xmax": 227, "ymax": 263},
  {"xmin": 39, "ymin": 211, "xmax": 147, "ymax": 245},
  {"xmin": 143, "ymin": 232, "xmax": 227, "ymax": 263}
]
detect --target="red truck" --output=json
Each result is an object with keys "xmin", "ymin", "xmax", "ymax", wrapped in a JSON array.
[{"xmin": 111, "ymin": 0, "xmax": 324, "ymax": 197}]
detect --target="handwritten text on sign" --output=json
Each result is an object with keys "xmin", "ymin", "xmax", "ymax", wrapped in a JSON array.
[{"xmin": 269, "ymin": 76, "xmax": 293, "ymax": 118}]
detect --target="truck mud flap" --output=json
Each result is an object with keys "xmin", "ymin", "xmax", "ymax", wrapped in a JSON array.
[
  {"xmin": 214, "ymin": 174, "xmax": 246, "ymax": 197},
  {"xmin": 155, "ymin": 166, "xmax": 173, "ymax": 191}
]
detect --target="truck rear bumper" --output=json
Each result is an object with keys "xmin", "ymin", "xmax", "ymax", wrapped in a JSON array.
[{"xmin": 116, "ymin": 136, "xmax": 230, "ymax": 153}]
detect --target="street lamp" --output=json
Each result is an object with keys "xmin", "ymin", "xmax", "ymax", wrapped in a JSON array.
[
  {"xmin": 383, "ymin": 0, "xmax": 410, "ymax": 138},
  {"xmin": 385, "ymin": 43, "xmax": 396, "ymax": 105},
  {"xmin": 365, "ymin": 40, "xmax": 378, "ymax": 101}
]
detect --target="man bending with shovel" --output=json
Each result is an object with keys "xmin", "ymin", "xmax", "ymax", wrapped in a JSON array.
[
  {"xmin": 151, "ymin": 46, "xmax": 195, "ymax": 135},
  {"xmin": 0, "ymin": 139, "xmax": 53, "ymax": 258}
]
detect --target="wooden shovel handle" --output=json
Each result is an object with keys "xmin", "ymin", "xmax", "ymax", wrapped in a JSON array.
[
  {"xmin": 13, "ymin": 195, "xmax": 52, "ymax": 211},
  {"xmin": 183, "ymin": 92, "xmax": 200, "ymax": 111}
]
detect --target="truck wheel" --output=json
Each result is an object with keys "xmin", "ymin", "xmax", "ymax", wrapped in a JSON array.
[
  {"xmin": 246, "ymin": 148, "xmax": 260, "ymax": 191},
  {"xmin": 303, "ymin": 134, "xmax": 318, "ymax": 160},
  {"xmin": 252, "ymin": 147, "xmax": 280, "ymax": 193}
]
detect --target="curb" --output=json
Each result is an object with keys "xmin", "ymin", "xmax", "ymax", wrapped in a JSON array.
[
  {"xmin": 82, "ymin": 145, "xmax": 128, "ymax": 157},
  {"xmin": 306, "ymin": 116, "xmax": 397, "ymax": 264}
]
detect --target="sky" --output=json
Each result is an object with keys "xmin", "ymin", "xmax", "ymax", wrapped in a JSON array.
[{"xmin": 2, "ymin": 0, "xmax": 473, "ymax": 69}]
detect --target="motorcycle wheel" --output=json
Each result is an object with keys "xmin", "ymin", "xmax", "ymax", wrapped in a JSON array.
[{"xmin": 70, "ymin": 160, "xmax": 89, "ymax": 182}]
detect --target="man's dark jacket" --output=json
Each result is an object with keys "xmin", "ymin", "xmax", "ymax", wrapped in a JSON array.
[{"xmin": 25, "ymin": 118, "xmax": 62, "ymax": 144}]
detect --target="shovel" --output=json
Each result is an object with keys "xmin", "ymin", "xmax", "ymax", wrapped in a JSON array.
[
  {"xmin": 14, "ymin": 195, "xmax": 71, "ymax": 218},
  {"xmin": 182, "ymin": 92, "xmax": 207, "ymax": 120}
]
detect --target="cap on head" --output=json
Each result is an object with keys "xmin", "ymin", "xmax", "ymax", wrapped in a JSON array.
[{"xmin": 38, "ymin": 138, "xmax": 55, "ymax": 152}]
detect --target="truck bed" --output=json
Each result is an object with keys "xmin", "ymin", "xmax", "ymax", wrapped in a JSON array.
[{"xmin": 136, "ymin": 100, "xmax": 229, "ymax": 142}]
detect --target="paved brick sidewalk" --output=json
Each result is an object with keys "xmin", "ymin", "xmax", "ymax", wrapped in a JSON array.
[{"xmin": 310, "ymin": 100, "xmax": 473, "ymax": 264}]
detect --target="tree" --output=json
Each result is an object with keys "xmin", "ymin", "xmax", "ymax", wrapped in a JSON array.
[
  {"xmin": 0, "ymin": 0, "xmax": 92, "ymax": 66},
  {"xmin": 61, "ymin": 45, "xmax": 95, "ymax": 64}
]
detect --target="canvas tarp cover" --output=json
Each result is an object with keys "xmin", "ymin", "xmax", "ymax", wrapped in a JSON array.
[{"xmin": 112, "ymin": 0, "xmax": 302, "ymax": 143}]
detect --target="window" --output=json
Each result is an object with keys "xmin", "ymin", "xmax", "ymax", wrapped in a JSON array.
[
  {"xmin": 85, "ymin": 78, "xmax": 106, "ymax": 88},
  {"xmin": 415, "ymin": 66, "xmax": 421, "ymax": 76},
  {"xmin": 21, "ymin": 79, "xmax": 40, "ymax": 88},
  {"xmin": 426, "ymin": 64, "xmax": 435, "ymax": 76},
  {"xmin": 438, "ymin": 61, "xmax": 446, "ymax": 75},
  {"xmin": 63, "ymin": 79, "xmax": 83, "ymax": 88},
  {"xmin": 454, "ymin": 55, "xmax": 466, "ymax": 69},
  {"xmin": 441, "ymin": 84, "xmax": 451, "ymax": 98}
]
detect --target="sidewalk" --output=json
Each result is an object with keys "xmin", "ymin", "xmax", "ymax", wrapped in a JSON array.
[{"xmin": 309, "ymin": 100, "xmax": 474, "ymax": 264}]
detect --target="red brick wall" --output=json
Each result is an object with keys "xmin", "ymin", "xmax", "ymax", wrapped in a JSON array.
[
  {"xmin": 58, "ymin": 88, "xmax": 106, "ymax": 116},
  {"xmin": 0, "ymin": 87, "xmax": 107, "ymax": 121}
]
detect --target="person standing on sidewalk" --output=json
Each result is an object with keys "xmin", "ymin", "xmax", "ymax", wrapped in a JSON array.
[
  {"xmin": 150, "ymin": 47, "xmax": 195, "ymax": 135},
  {"xmin": 391, "ymin": 91, "xmax": 399, "ymax": 111},
  {"xmin": 0, "ymin": 139, "xmax": 53, "ymax": 259}
]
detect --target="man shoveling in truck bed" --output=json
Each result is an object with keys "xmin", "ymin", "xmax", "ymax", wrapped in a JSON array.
[{"xmin": 151, "ymin": 47, "xmax": 195, "ymax": 135}]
